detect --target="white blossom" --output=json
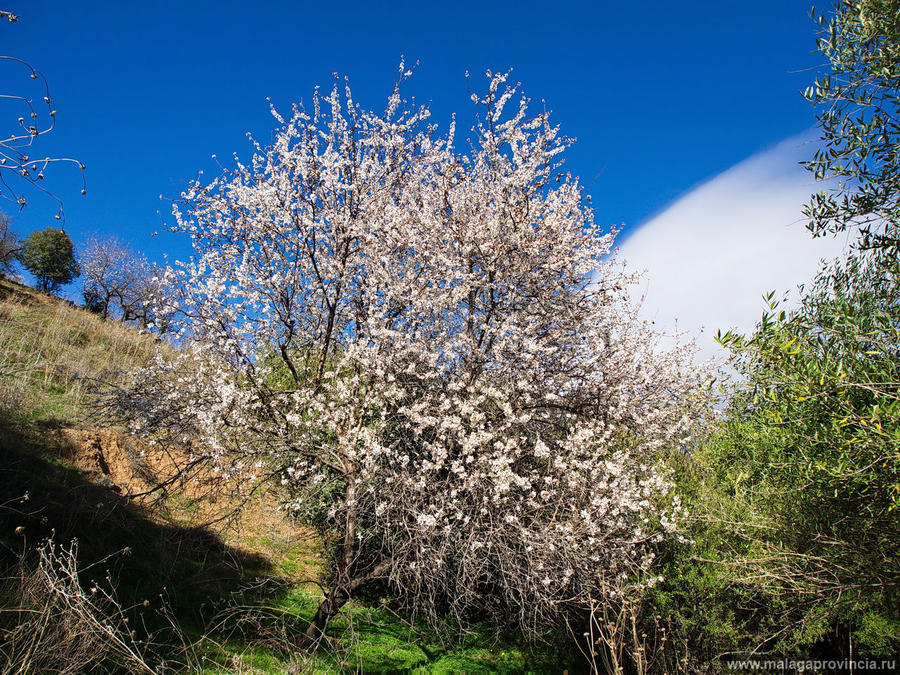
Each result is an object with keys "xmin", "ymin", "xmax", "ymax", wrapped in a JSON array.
[{"xmin": 116, "ymin": 69, "xmax": 711, "ymax": 640}]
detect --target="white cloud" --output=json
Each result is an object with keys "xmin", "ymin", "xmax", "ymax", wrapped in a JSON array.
[{"xmin": 616, "ymin": 132, "xmax": 850, "ymax": 363}]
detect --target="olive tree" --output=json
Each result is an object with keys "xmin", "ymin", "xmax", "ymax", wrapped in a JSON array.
[
  {"xmin": 669, "ymin": 0, "xmax": 900, "ymax": 656},
  {"xmin": 804, "ymin": 0, "xmax": 900, "ymax": 253},
  {"xmin": 122, "ymin": 70, "xmax": 709, "ymax": 645}
]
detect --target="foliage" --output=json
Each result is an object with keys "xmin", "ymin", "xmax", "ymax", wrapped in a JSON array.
[
  {"xmin": 640, "ymin": 1, "xmax": 900, "ymax": 663},
  {"xmin": 705, "ymin": 0, "xmax": 900, "ymax": 652},
  {"xmin": 118, "ymin": 69, "xmax": 710, "ymax": 646},
  {"xmin": 722, "ymin": 256, "xmax": 900, "ymax": 511},
  {"xmin": 711, "ymin": 256, "xmax": 900, "ymax": 652},
  {"xmin": 804, "ymin": 0, "xmax": 900, "ymax": 253},
  {"xmin": 18, "ymin": 226, "xmax": 80, "ymax": 293},
  {"xmin": 639, "ymin": 257, "xmax": 900, "ymax": 665}
]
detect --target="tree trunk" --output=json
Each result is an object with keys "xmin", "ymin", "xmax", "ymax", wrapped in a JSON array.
[
  {"xmin": 299, "ymin": 583, "xmax": 351, "ymax": 647},
  {"xmin": 297, "ymin": 557, "xmax": 394, "ymax": 649}
]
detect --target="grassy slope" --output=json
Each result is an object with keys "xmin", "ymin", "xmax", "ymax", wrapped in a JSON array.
[{"xmin": 0, "ymin": 278, "xmax": 567, "ymax": 673}]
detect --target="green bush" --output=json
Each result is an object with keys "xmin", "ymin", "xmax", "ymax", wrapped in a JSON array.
[
  {"xmin": 642, "ymin": 2, "xmax": 900, "ymax": 663},
  {"xmin": 18, "ymin": 227, "xmax": 80, "ymax": 293},
  {"xmin": 645, "ymin": 257, "xmax": 900, "ymax": 665}
]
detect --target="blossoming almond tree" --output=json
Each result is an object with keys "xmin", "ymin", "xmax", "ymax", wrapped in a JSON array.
[{"xmin": 122, "ymin": 68, "xmax": 709, "ymax": 646}]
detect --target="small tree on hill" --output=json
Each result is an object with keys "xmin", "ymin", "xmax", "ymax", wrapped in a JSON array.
[
  {"xmin": 19, "ymin": 226, "xmax": 79, "ymax": 293},
  {"xmin": 0, "ymin": 212, "xmax": 19, "ymax": 277},
  {"xmin": 80, "ymin": 235, "xmax": 161, "ymax": 326},
  {"xmin": 80, "ymin": 235, "xmax": 129, "ymax": 317},
  {"xmin": 120, "ymin": 71, "xmax": 710, "ymax": 646},
  {"xmin": 116, "ymin": 261, "xmax": 167, "ymax": 329}
]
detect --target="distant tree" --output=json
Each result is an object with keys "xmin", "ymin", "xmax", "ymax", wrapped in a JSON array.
[
  {"xmin": 0, "ymin": 212, "xmax": 19, "ymax": 277},
  {"xmin": 117, "ymin": 261, "xmax": 168, "ymax": 329},
  {"xmin": 1, "ymin": 9, "xmax": 85, "ymax": 219},
  {"xmin": 804, "ymin": 0, "xmax": 900, "ymax": 253},
  {"xmin": 80, "ymin": 235, "xmax": 166, "ymax": 328},
  {"xmin": 80, "ymin": 235, "xmax": 129, "ymax": 317},
  {"xmin": 19, "ymin": 227, "xmax": 80, "ymax": 293}
]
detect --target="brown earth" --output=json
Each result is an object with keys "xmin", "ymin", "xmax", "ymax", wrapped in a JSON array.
[
  {"xmin": 20, "ymin": 424, "xmax": 323, "ymax": 584},
  {"xmin": 49, "ymin": 427, "xmax": 155, "ymax": 494}
]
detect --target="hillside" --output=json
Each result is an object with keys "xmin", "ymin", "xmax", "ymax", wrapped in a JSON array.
[{"xmin": 0, "ymin": 278, "xmax": 563, "ymax": 673}]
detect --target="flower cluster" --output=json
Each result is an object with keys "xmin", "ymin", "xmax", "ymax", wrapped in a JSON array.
[{"xmin": 119, "ymin": 68, "xmax": 711, "ymax": 636}]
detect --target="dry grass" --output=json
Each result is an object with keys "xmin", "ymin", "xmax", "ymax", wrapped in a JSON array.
[
  {"xmin": 0, "ymin": 277, "xmax": 161, "ymax": 425},
  {"xmin": 0, "ymin": 539, "xmax": 159, "ymax": 674}
]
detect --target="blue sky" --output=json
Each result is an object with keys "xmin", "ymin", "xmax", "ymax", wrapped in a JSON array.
[{"xmin": 3, "ymin": 1, "xmax": 842, "ymax": 353}]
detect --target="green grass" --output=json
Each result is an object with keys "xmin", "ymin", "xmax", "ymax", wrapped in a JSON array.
[
  {"xmin": 194, "ymin": 586, "xmax": 563, "ymax": 673},
  {"xmin": 0, "ymin": 277, "xmax": 160, "ymax": 426}
]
